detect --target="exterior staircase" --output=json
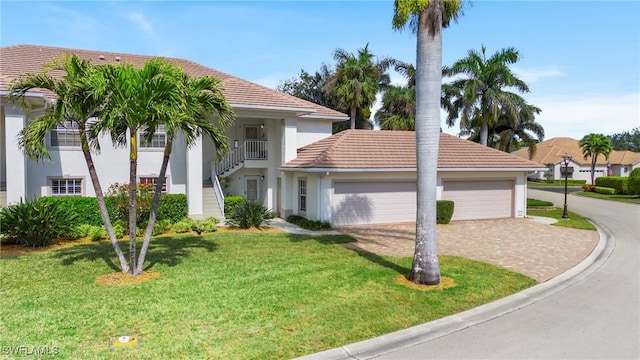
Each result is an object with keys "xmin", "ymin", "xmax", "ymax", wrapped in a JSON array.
[{"xmin": 202, "ymin": 180, "xmax": 225, "ymax": 221}]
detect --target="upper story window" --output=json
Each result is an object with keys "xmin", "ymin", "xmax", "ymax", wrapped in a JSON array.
[
  {"xmin": 50, "ymin": 121, "xmax": 81, "ymax": 148},
  {"xmin": 140, "ymin": 125, "xmax": 167, "ymax": 149},
  {"xmin": 51, "ymin": 178, "xmax": 82, "ymax": 196}
]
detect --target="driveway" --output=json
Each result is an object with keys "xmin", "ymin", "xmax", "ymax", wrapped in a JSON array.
[{"xmin": 338, "ymin": 218, "xmax": 598, "ymax": 282}]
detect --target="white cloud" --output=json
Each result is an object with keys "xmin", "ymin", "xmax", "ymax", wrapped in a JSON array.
[
  {"xmin": 530, "ymin": 92, "xmax": 640, "ymax": 139},
  {"xmin": 128, "ymin": 12, "xmax": 153, "ymax": 36},
  {"xmin": 512, "ymin": 66, "xmax": 565, "ymax": 83}
]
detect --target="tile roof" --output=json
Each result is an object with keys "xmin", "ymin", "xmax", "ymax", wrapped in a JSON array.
[
  {"xmin": 0, "ymin": 44, "xmax": 348, "ymax": 119},
  {"xmin": 512, "ymin": 137, "xmax": 640, "ymax": 166},
  {"xmin": 282, "ymin": 130, "xmax": 545, "ymax": 170}
]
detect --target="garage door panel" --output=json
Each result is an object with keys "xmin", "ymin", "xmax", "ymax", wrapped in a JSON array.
[
  {"xmin": 443, "ymin": 180, "xmax": 513, "ymax": 221},
  {"xmin": 333, "ymin": 181, "xmax": 416, "ymax": 226}
]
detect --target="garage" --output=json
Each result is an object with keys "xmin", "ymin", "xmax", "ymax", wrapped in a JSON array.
[
  {"xmin": 442, "ymin": 180, "xmax": 514, "ymax": 221},
  {"xmin": 332, "ymin": 181, "xmax": 416, "ymax": 226}
]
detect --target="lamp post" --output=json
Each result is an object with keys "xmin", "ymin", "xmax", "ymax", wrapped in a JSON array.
[{"xmin": 562, "ymin": 153, "xmax": 572, "ymax": 219}]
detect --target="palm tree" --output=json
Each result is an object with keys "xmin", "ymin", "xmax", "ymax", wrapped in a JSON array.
[
  {"xmin": 135, "ymin": 69, "xmax": 234, "ymax": 275},
  {"xmin": 494, "ymin": 102, "xmax": 544, "ymax": 156},
  {"xmin": 393, "ymin": 0, "xmax": 463, "ymax": 285},
  {"xmin": 9, "ymin": 54, "xmax": 132, "ymax": 273},
  {"xmin": 444, "ymin": 45, "xmax": 531, "ymax": 146},
  {"xmin": 375, "ymin": 84, "xmax": 416, "ymax": 130},
  {"xmin": 579, "ymin": 133, "xmax": 612, "ymax": 185},
  {"xmin": 325, "ymin": 44, "xmax": 391, "ymax": 130}
]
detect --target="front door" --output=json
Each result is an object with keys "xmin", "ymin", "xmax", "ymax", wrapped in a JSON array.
[
  {"xmin": 245, "ymin": 176, "xmax": 260, "ymax": 201},
  {"xmin": 245, "ymin": 125, "xmax": 259, "ymax": 141}
]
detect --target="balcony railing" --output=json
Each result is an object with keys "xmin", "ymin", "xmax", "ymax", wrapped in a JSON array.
[{"xmin": 215, "ymin": 140, "xmax": 268, "ymax": 175}]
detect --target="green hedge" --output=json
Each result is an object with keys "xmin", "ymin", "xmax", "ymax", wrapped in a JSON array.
[
  {"xmin": 37, "ymin": 194, "xmax": 188, "ymax": 226},
  {"xmin": 437, "ymin": 200, "xmax": 455, "ymax": 224},
  {"xmin": 224, "ymin": 195, "xmax": 245, "ymax": 216},
  {"xmin": 629, "ymin": 168, "xmax": 640, "ymax": 195},
  {"xmin": 594, "ymin": 186, "xmax": 616, "ymax": 195},
  {"xmin": 286, "ymin": 215, "xmax": 332, "ymax": 231},
  {"xmin": 595, "ymin": 176, "xmax": 628, "ymax": 194}
]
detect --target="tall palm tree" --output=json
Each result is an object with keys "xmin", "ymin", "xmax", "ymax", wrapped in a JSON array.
[
  {"xmin": 393, "ymin": 0, "xmax": 463, "ymax": 285},
  {"xmin": 325, "ymin": 44, "xmax": 391, "ymax": 130},
  {"xmin": 375, "ymin": 84, "xmax": 416, "ymax": 130},
  {"xmin": 579, "ymin": 133, "xmax": 612, "ymax": 185},
  {"xmin": 495, "ymin": 102, "xmax": 544, "ymax": 156},
  {"xmin": 9, "ymin": 54, "xmax": 131, "ymax": 273},
  {"xmin": 444, "ymin": 45, "xmax": 531, "ymax": 146},
  {"xmin": 135, "ymin": 69, "xmax": 234, "ymax": 275}
]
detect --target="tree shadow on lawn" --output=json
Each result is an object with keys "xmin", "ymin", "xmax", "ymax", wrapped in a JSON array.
[
  {"xmin": 285, "ymin": 233, "xmax": 409, "ymax": 275},
  {"xmin": 52, "ymin": 235, "xmax": 217, "ymax": 272}
]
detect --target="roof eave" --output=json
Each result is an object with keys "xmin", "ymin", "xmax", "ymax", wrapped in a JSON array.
[
  {"xmin": 280, "ymin": 166, "xmax": 547, "ymax": 173},
  {"xmin": 228, "ymin": 103, "xmax": 316, "ymax": 115}
]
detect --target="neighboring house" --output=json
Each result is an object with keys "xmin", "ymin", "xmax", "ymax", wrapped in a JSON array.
[
  {"xmin": 281, "ymin": 130, "xmax": 546, "ymax": 225},
  {"xmin": 512, "ymin": 137, "xmax": 640, "ymax": 182},
  {"xmin": 0, "ymin": 44, "xmax": 349, "ymax": 217}
]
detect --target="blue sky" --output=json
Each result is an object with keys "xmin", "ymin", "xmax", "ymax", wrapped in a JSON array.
[{"xmin": 2, "ymin": 1, "xmax": 639, "ymax": 140}]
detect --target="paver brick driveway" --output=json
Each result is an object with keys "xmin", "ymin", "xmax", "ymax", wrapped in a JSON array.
[{"xmin": 337, "ymin": 218, "xmax": 598, "ymax": 282}]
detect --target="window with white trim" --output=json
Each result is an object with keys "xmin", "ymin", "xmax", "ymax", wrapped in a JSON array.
[
  {"xmin": 139, "ymin": 177, "xmax": 168, "ymax": 193},
  {"xmin": 298, "ymin": 178, "xmax": 307, "ymax": 212},
  {"xmin": 50, "ymin": 121, "xmax": 81, "ymax": 148},
  {"xmin": 51, "ymin": 178, "xmax": 82, "ymax": 196},
  {"xmin": 140, "ymin": 125, "xmax": 167, "ymax": 148}
]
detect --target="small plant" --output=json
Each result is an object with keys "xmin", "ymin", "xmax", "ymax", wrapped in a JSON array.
[
  {"xmin": 195, "ymin": 217, "xmax": 219, "ymax": 233},
  {"xmin": 436, "ymin": 200, "xmax": 455, "ymax": 224},
  {"xmin": 582, "ymin": 184, "xmax": 596, "ymax": 192},
  {"xmin": 112, "ymin": 223, "xmax": 126, "ymax": 239},
  {"xmin": 0, "ymin": 197, "xmax": 78, "ymax": 247},
  {"xmin": 88, "ymin": 226, "xmax": 107, "ymax": 242},
  {"xmin": 594, "ymin": 186, "xmax": 616, "ymax": 195},
  {"xmin": 226, "ymin": 199, "xmax": 274, "ymax": 229},
  {"xmin": 172, "ymin": 218, "xmax": 196, "ymax": 233}
]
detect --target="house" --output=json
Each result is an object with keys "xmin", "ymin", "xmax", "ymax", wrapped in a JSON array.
[
  {"xmin": 0, "ymin": 44, "xmax": 349, "ymax": 219},
  {"xmin": 1, "ymin": 44, "xmax": 546, "ymax": 226},
  {"xmin": 280, "ymin": 130, "xmax": 546, "ymax": 225},
  {"xmin": 512, "ymin": 137, "xmax": 640, "ymax": 182}
]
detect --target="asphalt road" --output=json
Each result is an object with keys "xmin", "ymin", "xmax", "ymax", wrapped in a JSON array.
[{"xmin": 377, "ymin": 189, "xmax": 640, "ymax": 359}]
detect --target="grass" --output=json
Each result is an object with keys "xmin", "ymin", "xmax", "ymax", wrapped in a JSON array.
[
  {"xmin": 527, "ymin": 208, "xmax": 596, "ymax": 230},
  {"xmin": 574, "ymin": 191, "xmax": 640, "ymax": 204},
  {"xmin": 527, "ymin": 198, "xmax": 554, "ymax": 207},
  {"xmin": 0, "ymin": 232, "xmax": 536, "ymax": 359}
]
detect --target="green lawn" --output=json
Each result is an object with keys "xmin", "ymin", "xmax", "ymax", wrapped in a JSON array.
[
  {"xmin": 528, "ymin": 181, "xmax": 586, "ymax": 187},
  {"xmin": 527, "ymin": 208, "xmax": 596, "ymax": 230},
  {"xmin": 0, "ymin": 232, "xmax": 536, "ymax": 359},
  {"xmin": 574, "ymin": 191, "xmax": 640, "ymax": 204}
]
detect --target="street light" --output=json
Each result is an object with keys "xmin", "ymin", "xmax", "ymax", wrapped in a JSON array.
[{"xmin": 562, "ymin": 153, "xmax": 572, "ymax": 219}]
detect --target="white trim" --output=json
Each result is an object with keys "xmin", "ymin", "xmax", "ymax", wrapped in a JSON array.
[
  {"xmin": 280, "ymin": 167, "xmax": 546, "ymax": 173},
  {"xmin": 229, "ymin": 103, "xmax": 316, "ymax": 114},
  {"xmin": 299, "ymin": 114, "xmax": 350, "ymax": 121}
]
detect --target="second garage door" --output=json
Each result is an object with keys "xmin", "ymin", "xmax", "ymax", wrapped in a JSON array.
[
  {"xmin": 332, "ymin": 181, "xmax": 416, "ymax": 226},
  {"xmin": 442, "ymin": 180, "xmax": 513, "ymax": 221}
]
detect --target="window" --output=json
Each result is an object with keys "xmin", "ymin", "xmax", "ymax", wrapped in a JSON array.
[
  {"xmin": 139, "ymin": 177, "xmax": 168, "ymax": 193},
  {"xmin": 51, "ymin": 178, "xmax": 82, "ymax": 196},
  {"xmin": 50, "ymin": 121, "xmax": 81, "ymax": 147},
  {"xmin": 298, "ymin": 178, "xmax": 307, "ymax": 212},
  {"xmin": 140, "ymin": 125, "xmax": 167, "ymax": 148}
]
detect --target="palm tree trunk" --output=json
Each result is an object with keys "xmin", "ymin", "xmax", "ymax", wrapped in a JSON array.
[
  {"xmin": 410, "ymin": 1, "xmax": 442, "ymax": 285},
  {"xmin": 128, "ymin": 131, "xmax": 139, "ymax": 274},
  {"xmin": 591, "ymin": 155, "xmax": 598, "ymax": 185},
  {"xmin": 480, "ymin": 113, "xmax": 490, "ymax": 146},
  {"xmin": 79, "ymin": 130, "xmax": 131, "ymax": 274},
  {"xmin": 350, "ymin": 106, "xmax": 357, "ymax": 130},
  {"xmin": 136, "ymin": 138, "xmax": 172, "ymax": 274}
]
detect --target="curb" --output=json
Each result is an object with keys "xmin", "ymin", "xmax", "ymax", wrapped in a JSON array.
[{"xmin": 295, "ymin": 219, "xmax": 614, "ymax": 360}]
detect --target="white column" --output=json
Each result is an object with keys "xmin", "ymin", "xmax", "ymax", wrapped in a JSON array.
[
  {"xmin": 4, "ymin": 105, "xmax": 27, "ymax": 204},
  {"xmin": 265, "ymin": 121, "xmax": 279, "ymax": 210},
  {"xmin": 318, "ymin": 175, "xmax": 332, "ymax": 222},
  {"xmin": 514, "ymin": 174, "xmax": 525, "ymax": 218},
  {"xmin": 280, "ymin": 171, "xmax": 294, "ymax": 218},
  {"xmin": 187, "ymin": 134, "xmax": 203, "ymax": 219},
  {"xmin": 281, "ymin": 117, "xmax": 297, "ymax": 163}
]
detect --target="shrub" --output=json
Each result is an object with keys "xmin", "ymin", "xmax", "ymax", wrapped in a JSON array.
[
  {"xmin": 226, "ymin": 199, "xmax": 274, "ymax": 229},
  {"xmin": 436, "ymin": 200, "xmax": 455, "ymax": 224},
  {"xmin": 0, "ymin": 198, "xmax": 79, "ymax": 247},
  {"xmin": 112, "ymin": 223, "xmax": 126, "ymax": 239},
  {"xmin": 37, "ymin": 196, "xmax": 105, "ymax": 226},
  {"xmin": 156, "ymin": 194, "xmax": 188, "ymax": 224},
  {"xmin": 224, "ymin": 195, "xmax": 245, "ymax": 216},
  {"xmin": 195, "ymin": 217, "xmax": 219, "ymax": 233},
  {"xmin": 74, "ymin": 224, "xmax": 94, "ymax": 238},
  {"xmin": 582, "ymin": 184, "xmax": 596, "ymax": 192},
  {"xmin": 595, "ymin": 176, "xmax": 628, "ymax": 194},
  {"xmin": 172, "ymin": 218, "xmax": 196, "ymax": 233},
  {"xmin": 527, "ymin": 198, "xmax": 554, "ymax": 207},
  {"xmin": 286, "ymin": 215, "xmax": 332, "ymax": 231},
  {"xmin": 88, "ymin": 226, "xmax": 107, "ymax": 242},
  {"xmin": 594, "ymin": 186, "xmax": 616, "ymax": 195},
  {"xmin": 628, "ymin": 168, "xmax": 640, "ymax": 195}
]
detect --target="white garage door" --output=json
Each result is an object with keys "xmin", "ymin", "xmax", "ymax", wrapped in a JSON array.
[
  {"xmin": 332, "ymin": 181, "xmax": 416, "ymax": 226},
  {"xmin": 442, "ymin": 180, "xmax": 513, "ymax": 221}
]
